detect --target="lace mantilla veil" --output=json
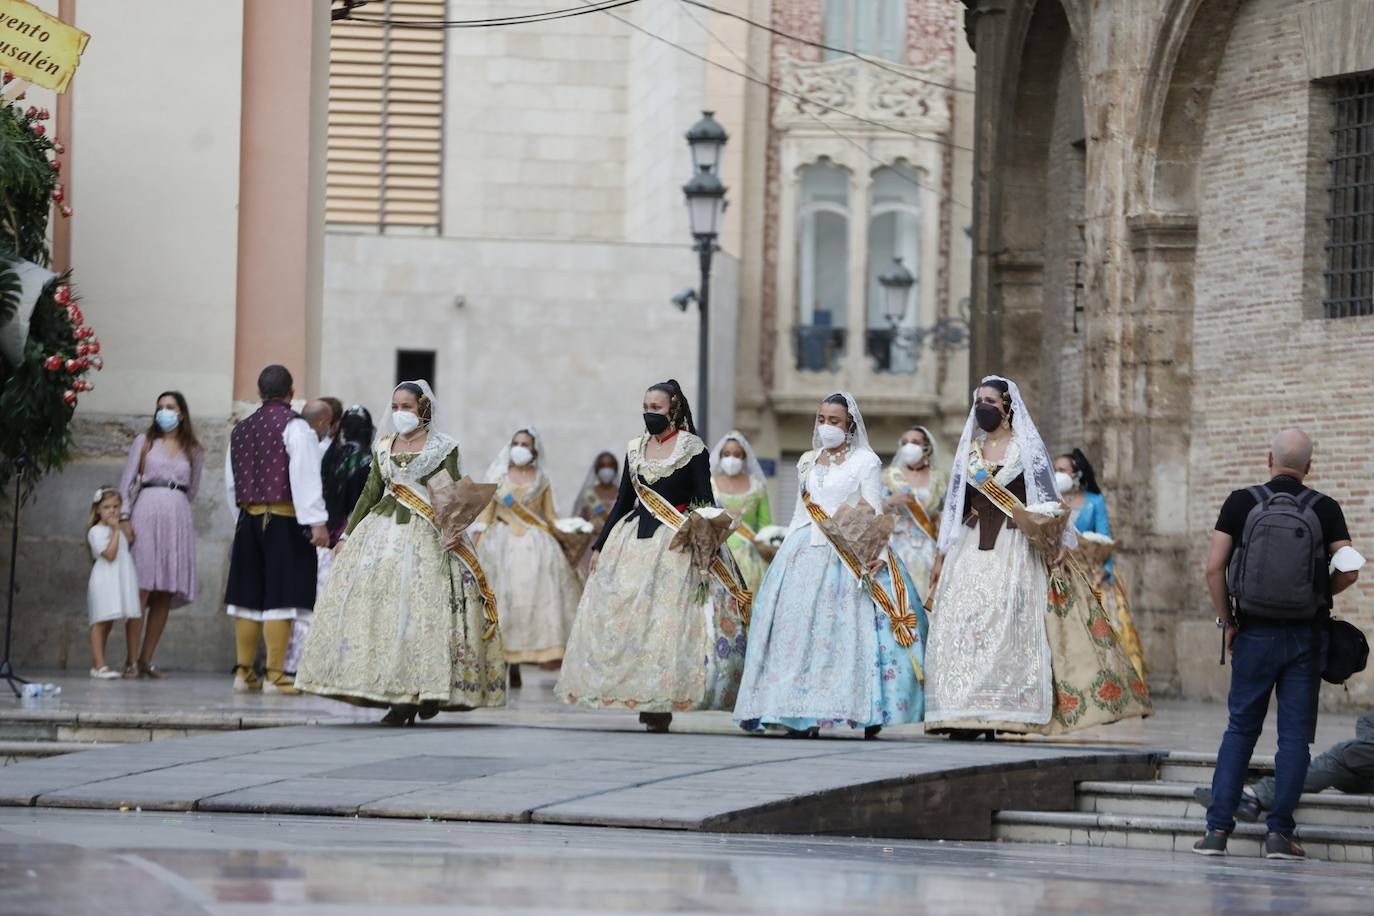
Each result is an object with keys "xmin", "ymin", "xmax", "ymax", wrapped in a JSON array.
[
  {"xmin": 936, "ymin": 375, "xmax": 1070, "ymax": 554},
  {"xmin": 783, "ymin": 391, "xmax": 877, "ymax": 526},
  {"xmin": 567, "ymin": 448, "xmax": 621, "ymax": 516},
  {"xmin": 384, "ymin": 380, "xmax": 442, "ymax": 435},
  {"xmin": 709, "ymin": 430, "xmax": 766, "ymax": 483},
  {"xmin": 483, "ymin": 423, "xmax": 547, "ymax": 485}
]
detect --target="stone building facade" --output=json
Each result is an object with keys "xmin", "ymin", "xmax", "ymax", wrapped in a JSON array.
[{"xmin": 962, "ymin": 0, "xmax": 1374, "ymax": 703}]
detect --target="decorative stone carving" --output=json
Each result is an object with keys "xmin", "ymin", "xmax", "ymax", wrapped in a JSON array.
[{"xmin": 774, "ymin": 58, "xmax": 953, "ymax": 135}]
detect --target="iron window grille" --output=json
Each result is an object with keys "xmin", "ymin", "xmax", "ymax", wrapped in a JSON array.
[{"xmin": 1324, "ymin": 75, "xmax": 1374, "ymax": 318}]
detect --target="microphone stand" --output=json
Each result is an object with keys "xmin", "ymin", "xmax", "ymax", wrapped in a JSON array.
[{"xmin": 1, "ymin": 454, "xmax": 29, "ymax": 697}]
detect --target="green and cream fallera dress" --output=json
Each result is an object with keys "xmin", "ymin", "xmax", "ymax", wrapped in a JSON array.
[{"xmin": 295, "ymin": 432, "xmax": 507, "ymax": 710}]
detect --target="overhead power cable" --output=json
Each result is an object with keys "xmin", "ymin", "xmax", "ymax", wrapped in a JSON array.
[
  {"xmin": 680, "ymin": 0, "xmax": 974, "ymax": 95},
  {"xmin": 673, "ymin": 0, "xmax": 969, "ymax": 213},
  {"xmin": 343, "ymin": 0, "xmax": 642, "ymax": 28},
  {"xmin": 586, "ymin": 1, "xmax": 974, "ymax": 155}
]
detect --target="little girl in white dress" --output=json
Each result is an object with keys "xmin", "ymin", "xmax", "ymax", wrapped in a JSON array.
[{"xmin": 87, "ymin": 486, "xmax": 142, "ymax": 678}]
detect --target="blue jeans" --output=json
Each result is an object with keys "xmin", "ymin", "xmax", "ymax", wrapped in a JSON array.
[{"xmin": 1206, "ymin": 622, "xmax": 1326, "ymax": 835}]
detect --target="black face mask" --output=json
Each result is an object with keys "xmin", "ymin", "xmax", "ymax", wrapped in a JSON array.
[
  {"xmin": 974, "ymin": 403, "xmax": 1004, "ymax": 433},
  {"xmin": 643, "ymin": 412, "xmax": 671, "ymax": 436}
]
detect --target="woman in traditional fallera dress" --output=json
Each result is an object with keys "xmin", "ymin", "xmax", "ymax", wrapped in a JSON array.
[
  {"xmin": 556, "ymin": 380, "xmax": 749, "ymax": 733},
  {"xmin": 733, "ymin": 393, "xmax": 926, "ymax": 738},
  {"xmin": 924, "ymin": 376, "xmax": 1149, "ymax": 738},
  {"xmin": 571, "ymin": 450, "xmax": 621, "ymax": 577},
  {"xmin": 881, "ymin": 425, "xmax": 947, "ymax": 606},
  {"xmin": 295, "ymin": 381, "xmax": 506, "ymax": 725},
  {"xmin": 709, "ymin": 431, "xmax": 772, "ymax": 593},
  {"xmin": 474, "ymin": 426, "xmax": 581, "ymax": 680},
  {"xmin": 1054, "ymin": 449, "xmax": 1149, "ymax": 680}
]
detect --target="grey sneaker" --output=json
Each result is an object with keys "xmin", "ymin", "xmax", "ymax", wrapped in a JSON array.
[
  {"xmin": 1192, "ymin": 829, "xmax": 1229, "ymax": 856},
  {"xmin": 1192, "ymin": 786, "xmax": 1262, "ymax": 823},
  {"xmin": 1263, "ymin": 832, "xmax": 1306, "ymax": 860}
]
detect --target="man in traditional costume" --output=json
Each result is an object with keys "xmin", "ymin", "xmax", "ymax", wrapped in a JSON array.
[{"xmin": 223, "ymin": 365, "xmax": 329, "ymax": 693}]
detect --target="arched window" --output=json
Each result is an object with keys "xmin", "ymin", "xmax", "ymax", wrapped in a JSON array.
[
  {"xmin": 823, "ymin": 0, "xmax": 907, "ymax": 64},
  {"xmin": 866, "ymin": 163, "xmax": 923, "ymax": 373},
  {"xmin": 796, "ymin": 160, "xmax": 850, "ymax": 371}
]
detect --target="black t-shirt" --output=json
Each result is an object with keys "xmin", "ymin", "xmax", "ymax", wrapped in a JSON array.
[{"xmin": 1214, "ymin": 475, "xmax": 1350, "ymax": 621}]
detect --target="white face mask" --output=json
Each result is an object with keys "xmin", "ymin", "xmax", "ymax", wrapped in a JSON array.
[
  {"xmin": 898, "ymin": 443, "xmax": 925, "ymax": 467},
  {"xmin": 596, "ymin": 466, "xmax": 617, "ymax": 485},
  {"xmin": 1054, "ymin": 470, "xmax": 1076, "ymax": 494},
  {"xmin": 392, "ymin": 411, "xmax": 421, "ymax": 436},
  {"xmin": 720, "ymin": 456, "xmax": 745, "ymax": 477},
  {"xmin": 509, "ymin": 445, "xmax": 534, "ymax": 467},
  {"xmin": 816, "ymin": 424, "xmax": 846, "ymax": 450}
]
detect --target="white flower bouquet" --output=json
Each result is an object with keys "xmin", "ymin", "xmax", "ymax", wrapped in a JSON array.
[
  {"xmin": 752, "ymin": 524, "xmax": 789, "ymax": 562},
  {"xmin": 669, "ymin": 506, "xmax": 737, "ymax": 574},
  {"xmin": 1074, "ymin": 529, "xmax": 1116, "ymax": 567},
  {"xmin": 552, "ymin": 516, "xmax": 596, "ymax": 567},
  {"xmin": 1009, "ymin": 499, "xmax": 1070, "ymax": 561}
]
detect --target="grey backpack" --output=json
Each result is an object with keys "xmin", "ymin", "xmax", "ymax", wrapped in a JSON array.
[{"xmin": 1226, "ymin": 485, "xmax": 1325, "ymax": 620}]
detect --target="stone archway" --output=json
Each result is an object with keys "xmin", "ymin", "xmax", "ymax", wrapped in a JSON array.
[
  {"xmin": 1115, "ymin": 0, "xmax": 1243, "ymax": 689},
  {"xmin": 970, "ymin": 0, "xmax": 1087, "ymax": 434}
]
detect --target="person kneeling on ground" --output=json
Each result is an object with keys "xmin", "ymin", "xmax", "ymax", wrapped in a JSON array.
[{"xmin": 1194, "ymin": 710, "xmax": 1374, "ymax": 821}]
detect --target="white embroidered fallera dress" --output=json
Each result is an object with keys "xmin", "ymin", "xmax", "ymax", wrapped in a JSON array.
[{"xmin": 924, "ymin": 440, "xmax": 1054, "ymax": 727}]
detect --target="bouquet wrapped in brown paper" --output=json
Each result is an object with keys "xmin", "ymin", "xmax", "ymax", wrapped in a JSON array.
[
  {"xmin": 552, "ymin": 517, "xmax": 596, "ymax": 568},
  {"xmin": 1073, "ymin": 530, "xmax": 1116, "ymax": 568},
  {"xmin": 669, "ymin": 507, "xmax": 737, "ymax": 574},
  {"xmin": 752, "ymin": 524, "xmax": 788, "ymax": 564},
  {"xmin": 426, "ymin": 470, "xmax": 497, "ymax": 545},
  {"xmin": 816, "ymin": 503, "xmax": 895, "ymax": 573},
  {"xmin": 1009, "ymin": 500, "xmax": 1070, "ymax": 562}
]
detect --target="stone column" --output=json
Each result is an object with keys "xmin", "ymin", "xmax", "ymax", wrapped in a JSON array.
[{"xmin": 232, "ymin": 0, "xmax": 329, "ymax": 406}]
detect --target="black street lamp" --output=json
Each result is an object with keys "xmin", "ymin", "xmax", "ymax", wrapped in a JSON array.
[
  {"xmin": 682, "ymin": 111, "xmax": 727, "ymax": 440},
  {"xmin": 876, "ymin": 257, "xmax": 970, "ymax": 367}
]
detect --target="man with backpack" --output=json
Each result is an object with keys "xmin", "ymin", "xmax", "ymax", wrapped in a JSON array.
[{"xmin": 1193, "ymin": 428, "xmax": 1362, "ymax": 860}]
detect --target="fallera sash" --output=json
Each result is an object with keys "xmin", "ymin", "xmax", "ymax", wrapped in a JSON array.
[
  {"xmin": 627, "ymin": 474, "xmax": 754, "ymax": 623},
  {"xmin": 389, "ymin": 481, "xmax": 500, "ymax": 641},
  {"xmin": 801, "ymin": 488, "xmax": 922, "ymax": 683}
]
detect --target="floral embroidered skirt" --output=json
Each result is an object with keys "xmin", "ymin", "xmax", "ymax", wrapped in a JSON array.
[
  {"xmin": 725, "ymin": 531, "xmax": 769, "ymax": 594},
  {"xmin": 555, "ymin": 518, "xmax": 746, "ymax": 713},
  {"xmin": 732, "ymin": 528, "xmax": 926, "ymax": 732},
  {"xmin": 294, "ymin": 512, "xmax": 507, "ymax": 711}
]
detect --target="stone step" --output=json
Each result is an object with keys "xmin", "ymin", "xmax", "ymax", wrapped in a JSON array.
[
  {"xmin": 1157, "ymin": 751, "xmax": 1275, "ymax": 783},
  {"xmin": 1075, "ymin": 780, "xmax": 1374, "ymax": 828},
  {"xmin": 0, "ymin": 710, "xmax": 318, "ymax": 744},
  {"xmin": 0, "ymin": 740, "xmax": 117, "ymax": 765},
  {"xmin": 993, "ymin": 810, "xmax": 1374, "ymax": 863}
]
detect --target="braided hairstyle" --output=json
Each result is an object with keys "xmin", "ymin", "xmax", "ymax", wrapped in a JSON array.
[
  {"xmin": 1062, "ymin": 447, "xmax": 1101, "ymax": 494},
  {"xmin": 394, "ymin": 382, "xmax": 433, "ymax": 425},
  {"xmin": 647, "ymin": 379, "xmax": 696, "ymax": 434}
]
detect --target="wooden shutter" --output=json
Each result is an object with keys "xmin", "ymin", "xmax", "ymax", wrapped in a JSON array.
[{"xmin": 327, "ymin": 0, "xmax": 445, "ymax": 230}]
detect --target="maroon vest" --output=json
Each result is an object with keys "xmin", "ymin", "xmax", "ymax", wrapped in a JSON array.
[{"xmin": 231, "ymin": 400, "xmax": 298, "ymax": 505}]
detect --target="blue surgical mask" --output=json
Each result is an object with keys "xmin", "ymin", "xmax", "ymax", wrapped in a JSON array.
[{"xmin": 155, "ymin": 409, "xmax": 180, "ymax": 432}]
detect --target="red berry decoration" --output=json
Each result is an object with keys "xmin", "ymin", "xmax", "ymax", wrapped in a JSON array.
[
  {"xmin": 60, "ymin": 205, "xmax": 73, "ymax": 218},
  {"xmin": 88, "ymin": 339, "xmax": 100, "ymax": 354},
  {"xmin": 25, "ymin": 105, "xmax": 36, "ymax": 118},
  {"xmin": 66, "ymin": 307, "xmax": 83, "ymax": 326},
  {"xmin": 76, "ymin": 326, "xmax": 93, "ymax": 340},
  {"xmin": 76, "ymin": 343, "xmax": 90, "ymax": 357},
  {"xmin": 32, "ymin": 124, "xmax": 44, "ymax": 136},
  {"xmin": 38, "ymin": 108, "xmax": 49, "ymax": 120},
  {"xmin": 54, "ymin": 141, "xmax": 65, "ymax": 154},
  {"xmin": 63, "ymin": 390, "xmax": 77, "ymax": 407},
  {"xmin": 90, "ymin": 356, "xmax": 104, "ymax": 371},
  {"xmin": 64, "ymin": 359, "xmax": 79, "ymax": 373},
  {"xmin": 54, "ymin": 285, "xmax": 71, "ymax": 305},
  {"xmin": 43, "ymin": 355, "xmax": 63, "ymax": 372},
  {"xmin": 51, "ymin": 186, "xmax": 64, "ymax": 203},
  {"xmin": 49, "ymin": 159, "xmax": 60, "ymax": 172}
]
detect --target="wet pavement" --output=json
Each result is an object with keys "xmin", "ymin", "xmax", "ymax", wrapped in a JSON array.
[{"xmin": 1, "ymin": 807, "xmax": 1372, "ymax": 915}]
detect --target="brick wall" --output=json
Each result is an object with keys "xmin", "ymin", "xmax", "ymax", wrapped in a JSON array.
[{"xmin": 1191, "ymin": 0, "xmax": 1374, "ymax": 704}]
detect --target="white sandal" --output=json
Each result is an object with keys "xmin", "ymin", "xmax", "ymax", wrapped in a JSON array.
[{"xmin": 89, "ymin": 666, "xmax": 120, "ymax": 679}]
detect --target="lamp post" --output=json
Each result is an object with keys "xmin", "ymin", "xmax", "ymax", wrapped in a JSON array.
[
  {"xmin": 879, "ymin": 257, "xmax": 916, "ymax": 327},
  {"xmin": 876, "ymin": 257, "xmax": 971, "ymax": 369},
  {"xmin": 682, "ymin": 110, "xmax": 727, "ymax": 440}
]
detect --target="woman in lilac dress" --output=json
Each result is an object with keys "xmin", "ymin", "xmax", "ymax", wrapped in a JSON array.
[{"xmin": 118, "ymin": 391, "xmax": 204, "ymax": 678}]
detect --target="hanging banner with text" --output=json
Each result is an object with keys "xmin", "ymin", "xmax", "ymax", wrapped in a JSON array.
[{"xmin": 0, "ymin": 0, "xmax": 88, "ymax": 93}]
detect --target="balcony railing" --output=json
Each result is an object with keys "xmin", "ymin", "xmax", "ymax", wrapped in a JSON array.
[{"xmin": 792, "ymin": 325, "xmax": 847, "ymax": 372}]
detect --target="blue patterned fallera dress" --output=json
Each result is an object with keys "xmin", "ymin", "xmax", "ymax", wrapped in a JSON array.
[{"xmin": 733, "ymin": 449, "xmax": 927, "ymax": 732}]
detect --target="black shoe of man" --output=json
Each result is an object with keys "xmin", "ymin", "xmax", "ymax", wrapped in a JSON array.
[
  {"xmin": 1263, "ymin": 832, "xmax": 1306, "ymax": 860},
  {"xmin": 1192, "ymin": 786, "xmax": 1262, "ymax": 823},
  {"xmin": 1192, "ymin": 829, "xmax": 1230, "ymax": 856}
]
